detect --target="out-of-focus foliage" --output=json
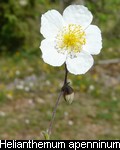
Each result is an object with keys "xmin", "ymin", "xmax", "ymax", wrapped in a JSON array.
[
  {"xmin": 86, "ymin": 0, "xmax": 120, "ymax": 38},
  {"xmin": 0, "ymin": 0, "xmax": 36, "ymax": 53}
]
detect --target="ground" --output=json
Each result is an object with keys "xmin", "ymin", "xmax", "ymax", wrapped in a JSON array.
[{"xmin": 0, "ymin": 44, "xmax": 120, "ymax": 139}]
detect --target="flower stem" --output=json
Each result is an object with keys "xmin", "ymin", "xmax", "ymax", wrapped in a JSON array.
[
  {"xmin": 47, "ymin": 91, "xmax": 63, "ymax": 135},
  {"xmin": 64, "ymin": 63, "xmax": 68, "ymax": 85},
  {"xmin": 47, "ymin": 63, "xmax": 69, "ymax": 137}
]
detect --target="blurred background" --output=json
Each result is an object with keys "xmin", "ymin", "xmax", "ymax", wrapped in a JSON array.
[{"xmin": 0, "ymin": 0, "xmax": 120, "ymax": 140}]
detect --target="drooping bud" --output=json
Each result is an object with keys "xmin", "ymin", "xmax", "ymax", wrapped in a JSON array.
[{"xmin": 62, "ymin": 84, "xmax": 74, "ymax": 104}]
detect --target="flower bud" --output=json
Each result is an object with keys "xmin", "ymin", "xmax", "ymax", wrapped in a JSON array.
[
  {"xmin": 64, "ymin": 92, "xmax": 74, "ymax": 104},
  {"xmin": 62, "ymin": 85, "xmax": 74, "ymax": 104}
]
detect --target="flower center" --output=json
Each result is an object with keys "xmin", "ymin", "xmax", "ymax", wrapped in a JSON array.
[{"xmin": 55, "ymin": 24, "xmax": 86, "ymax": 58}]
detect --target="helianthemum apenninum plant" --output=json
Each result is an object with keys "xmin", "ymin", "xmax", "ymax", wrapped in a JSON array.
[{"xmin": 40, "ymin": 5, "xmax": 102, "ymax": 139}]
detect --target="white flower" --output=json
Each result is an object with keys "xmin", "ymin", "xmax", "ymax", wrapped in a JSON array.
[{"xmin": 40, "ymin": 5, "xmax": 102, "ymax": 75}]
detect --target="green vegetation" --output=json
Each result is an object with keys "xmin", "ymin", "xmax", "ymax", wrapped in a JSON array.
[{"xmin": 0, "ymin": 0, "xmax": 120, "ymax": 140}]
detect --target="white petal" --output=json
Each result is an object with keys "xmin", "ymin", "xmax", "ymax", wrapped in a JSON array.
[
  {"xmin": 40, "ymin": 39, "xmax": 66, "ymax": 66},
  {"xmin": 66, "ymin": 51, "xmax": 94, "ymax": 75},
  {"xmin": 83, "ymin": 25, "xmax": 102, "ymax": 55},
  {"xmin": 40, "ymin": 10, "xmax": 64, "ymax": 38},
  {"xmin": 63, "ymin": 5, "xmax": 93, "ymax": 29}
]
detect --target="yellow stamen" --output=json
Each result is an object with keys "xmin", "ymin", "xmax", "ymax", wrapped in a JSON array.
[{"xmin": 55, "ymin": 24, "xmax": 86, "ymax": 57}]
